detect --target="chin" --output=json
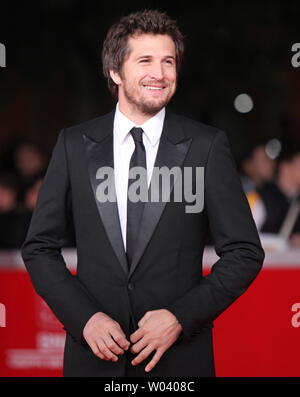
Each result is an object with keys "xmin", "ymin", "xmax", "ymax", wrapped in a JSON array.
[{"xmin": 140, "ymin": 99, "xmax": 169, "ymax": 115}]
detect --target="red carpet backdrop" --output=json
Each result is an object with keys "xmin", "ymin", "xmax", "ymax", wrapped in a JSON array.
[{"xmin": 1, "ymin": 249, "xmax": 299, "ymax": 377}]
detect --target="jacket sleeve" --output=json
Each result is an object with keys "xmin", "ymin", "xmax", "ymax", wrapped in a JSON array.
[
  {"xmin": 166, "ymin": 130, "xmax": 265, "ymax": 338},
  {"xmin": 21, "ymin": 130, "xmax": 101, "ymax": 343}
]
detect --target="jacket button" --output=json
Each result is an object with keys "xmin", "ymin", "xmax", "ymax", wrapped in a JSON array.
[{"xmin": 128, "ymin": 283, "xmax": 134, "ymax": 291}]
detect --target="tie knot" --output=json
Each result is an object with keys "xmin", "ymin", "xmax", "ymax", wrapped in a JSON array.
[{"xmin": 130, "ymin": 127, "xmax": 144, "ymax": 143}]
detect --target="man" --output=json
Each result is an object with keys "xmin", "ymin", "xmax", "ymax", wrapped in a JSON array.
[
  {"xmin": 258, "ymin": 151, "xmax": 300, "ymax": 246},
  {"xmin": 240, "ymin": 143, "xmax": 275, "ymax": 194},
  {"xmin": 240, "ymin": 143, "xmax": 275, "ymax": 230},
  {"xmin": 22, "ymin": 10, "xmax": 264, "ymax": 377}
]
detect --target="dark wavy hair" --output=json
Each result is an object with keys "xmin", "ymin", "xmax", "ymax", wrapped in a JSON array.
[{"xmin": 102, "ymin": 9, "xmax": 185, "ymax": 98}]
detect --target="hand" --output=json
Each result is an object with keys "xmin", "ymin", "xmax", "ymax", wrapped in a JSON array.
[
  {"xmin": 130, "ymin": 309, "xmax": 183, "ymax": 373},
  {"xmin": 83, "ymin": 312, "xmax": 130, "ymax": 362}
]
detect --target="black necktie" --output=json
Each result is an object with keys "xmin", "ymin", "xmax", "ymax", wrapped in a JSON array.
[{"xmin": 126, "ymin": 127, "xmax": 147, "ymax": 270}]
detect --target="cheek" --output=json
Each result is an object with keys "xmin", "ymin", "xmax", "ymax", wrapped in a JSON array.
[
  {"xmin": 169, "ymin": 77, "xmax": 177, "ymax": 92},
  {"xmin": 133, "ymin": 74, "xmax": 148, "ymax": 88},
  {"xmin": 167, "ymin": 71, "xmax": 177, "ymax": 86}
]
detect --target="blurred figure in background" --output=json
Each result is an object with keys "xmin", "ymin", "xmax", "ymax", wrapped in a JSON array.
[
  {"xmin": 0, "ymin": 173, "xmax": 24, "ymax": 248},
  {"xmin": 258, "ymin": 151, "xmax": 300, "ymax": 247},
  {"xmin": 0, "ymin": 170, "xmax": 44, "ymax": 249},
  {"xmin": 0, "ymin": 173, "xmax": 18, "ymax": 215},
  {"xmin": 23, "ymin": 174, "xmax": 43, "ymax": 212},
  {"xmin": 240, "ymin": 143, "xmax": 276, "ymax": 230},
  {"xmin": 0, "ymin": 139, "xmax": 48, "ymax": 249},
  {"xmin": 240, "ymin": 143, "xmax": 275, "ymax": 193},
  {"xmin": 13, "ymin": 142, "xmax": 47, "ymax": 201}
]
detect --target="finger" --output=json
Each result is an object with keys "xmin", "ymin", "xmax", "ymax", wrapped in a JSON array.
[
  {"xmin": 130, "ymin": 336, "xmax": 148, "ymax": 354},
  {"xmin": 89, "ymin": 339, "xmax": 105, "ymax": 360},
  {"xmin": 103, "ymin": 334, "xmax": 125, "ymax": 356},
  {"xmin": 109, "ymin": 329, "xmax": 130, "ymax": 351},
  {"xmin": 130, "ymin": 327, "xmax": 144, "ymax": 343},
  {"xmin": 145, "ymin": 349, "xmax": 164, "ymax": 372},
  {"xmin": 97, "ymin": 338, "xmax": 118, "ymax": 361},
  {"xmin": 132, "ymin": 344, "xmax": 154, "ymax": 366}
]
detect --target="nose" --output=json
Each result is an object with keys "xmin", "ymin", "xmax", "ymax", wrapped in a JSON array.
[{"xmin": 150, "ymin": 61, "xmax": 164, "ymax": 81}]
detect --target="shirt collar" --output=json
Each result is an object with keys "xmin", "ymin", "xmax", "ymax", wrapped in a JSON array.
[{"xmin": 114, "ymin": 103, "xmax": 165, "ymax": 147}]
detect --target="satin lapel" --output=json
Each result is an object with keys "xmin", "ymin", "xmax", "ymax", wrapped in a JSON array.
[
  {"xmin": 82, "ymin": 112, "xmax": 128, "ymax": 276},
  {"xmin": 128, "ymin": 111, "xmax": 192, "ymax": 278}
]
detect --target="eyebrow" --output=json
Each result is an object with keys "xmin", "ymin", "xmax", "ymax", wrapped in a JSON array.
[{"xmin": 164, "ymin": 55, "xmax": 176, "ymax": 61}]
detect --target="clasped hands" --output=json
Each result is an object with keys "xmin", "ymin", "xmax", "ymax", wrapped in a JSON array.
[{"xmin": 83, "ymin": 309, "xmax": 183, "ymax": 373}]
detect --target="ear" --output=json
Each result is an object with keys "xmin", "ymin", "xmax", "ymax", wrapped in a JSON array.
[{"xmin": 109, "ymin": 69, "xmax": 122, "ymax": 85}]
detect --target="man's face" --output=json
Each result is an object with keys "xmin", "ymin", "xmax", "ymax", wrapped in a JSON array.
[
  {"xmin": 111, "ymin": 34, "xmax": 177, "ymax": 118},
  {"xmin": 290, "ymin": 154, "xmax": 300, "ymax": 187},
  {"xmin": 252, "ymin": 145, "xmax": 275, "ymax": 181}
]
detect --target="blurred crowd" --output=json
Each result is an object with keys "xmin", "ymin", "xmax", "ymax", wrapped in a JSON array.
[
  {"xmin": 0, "ymin": 139, "xmax": 299, "ymax": 249},
  {"xmin": 0, "ymin": 142, "xmax": 47, "ymax": 248},
  {"xmin": 240, "ymin": 143, "xmax": 300, "ymax": 248}
]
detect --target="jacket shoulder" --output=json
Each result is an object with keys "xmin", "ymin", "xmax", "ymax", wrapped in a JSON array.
[
  {"xmin": 62, "ymin": 111, "xmax": 115, "ymax": 141},
  {"xmin": 169, "ymin": 110, "xmax": 222, "ymax": 144}
]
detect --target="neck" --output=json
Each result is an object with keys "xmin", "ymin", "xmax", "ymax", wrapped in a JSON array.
[
  {"xmin": 118, "ymin": 101, "xmax": 161, "ymax": 125},
  {"xmin": 248, "ymin": 174, "xmax": 263, "ymax": 189}
]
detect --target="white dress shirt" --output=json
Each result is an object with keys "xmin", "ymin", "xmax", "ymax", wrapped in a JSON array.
[{"xmin": 113, "ymin": 103, "xmax": 165, "ymax": 250}]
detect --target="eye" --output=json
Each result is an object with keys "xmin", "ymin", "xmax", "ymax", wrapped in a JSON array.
[{"xmin": 164, "ymin": 59, "xmax": 175, "ymax": 65}]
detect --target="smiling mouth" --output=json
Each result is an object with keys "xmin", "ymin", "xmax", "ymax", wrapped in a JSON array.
[{"xmin": 142, "ymin": 84, "xmax": 166, "ymax": 91}]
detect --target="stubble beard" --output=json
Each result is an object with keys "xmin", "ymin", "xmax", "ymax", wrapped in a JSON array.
[{"xmin": 123, "ymin": 82, "xmax": 175, "ymax": 116}]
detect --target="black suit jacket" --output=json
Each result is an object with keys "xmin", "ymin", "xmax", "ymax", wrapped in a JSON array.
[{"xmin": 22, "ymin": 109, "xmax": 264, "ymax": 377}]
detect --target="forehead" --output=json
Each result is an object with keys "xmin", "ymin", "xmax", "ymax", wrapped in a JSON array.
[
  {"xmin": 127, "ymin": 33, "xmax": 176, "ymax": 57},
  {"xmin": 254, "ymin": 146, "xmax": 269, "ymax": 159}
]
